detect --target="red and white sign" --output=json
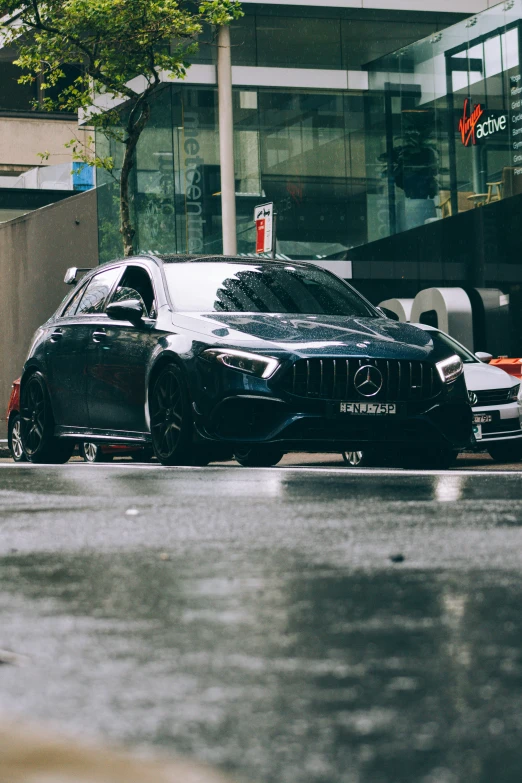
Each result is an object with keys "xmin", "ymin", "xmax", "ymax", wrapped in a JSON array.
[
  {"xmin": 459, "ymin": 98, "xmax": 507, "ymax": 146},
  {"xmin": 255, "ymin": 202, "xmax": 273, "ymax": 254}
]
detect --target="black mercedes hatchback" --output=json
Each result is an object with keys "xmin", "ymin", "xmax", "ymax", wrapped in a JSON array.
[{"xmin": 20, "ymin": 255, "xmax": 472, "ymax": 467}]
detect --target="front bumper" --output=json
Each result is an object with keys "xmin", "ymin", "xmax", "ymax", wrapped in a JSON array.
[
  {"xmin": 191, "ymin": 361, "xmax": 472, "ymax": 452},
  {"xmin": 471, "ymin": 401, "xmax": 522, "ymax": 447}
]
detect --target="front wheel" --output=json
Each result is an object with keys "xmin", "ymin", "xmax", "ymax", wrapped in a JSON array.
[
  {"xmin": 234, "ymin": 446, "xmax": 284, "ymax": 467},
  {"xmin": 8, "ymin": 414, "xmax": 27, "ymax": 462},
  {"xmin": 20, "ymin": 372, "xmax": 75, "ymax": 464},
  {"xmin": 149, "ymin": 364, "xmax": 196, "ymax": 466},
  {"xmin": 488, "ymin": 442, "xmax": 522, "ymax": 463}
]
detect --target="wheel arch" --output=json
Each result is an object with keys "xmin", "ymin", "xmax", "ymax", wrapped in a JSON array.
[{"xmin": 145, "ymin": 351, "xmax": 187, "ymax": 431}]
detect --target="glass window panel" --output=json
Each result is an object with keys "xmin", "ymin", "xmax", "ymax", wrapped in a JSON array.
[
  {"xmin": 256, "ymin": 16, "xmax": 341, "ymax": 70},
  {"xmin": 230, "ymin": 16, "xmax": 256, "ymax": 66},
  {"xmin": 485, "ymin": 34, "xmax": 503, "ymax": 79},
  {"xmin": 342, "ymin": 20, "xmax": 438, "ymax": 71},
  {"xmin": 468, "ymin": 42, "xmax": 485, "ymax": 88},
  {"xmin": 0, "ymin": 61, "xmax": 38, "ymax": 111},
  {"xmin": 75, "ymin": 267, "xmax": 122, "ymax": 315},
  {"xmin": 503, "ymin": 27, "xmax": 519, "ymax": 72}
]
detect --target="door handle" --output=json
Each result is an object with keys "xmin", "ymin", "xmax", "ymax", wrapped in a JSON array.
[
  {"xmin": 92, "ymin": 330, "xmax": 108, "ymax": 344},
  {"xmin": 50, "ymin": 329, "xmax": 63, "ymax": 342}
]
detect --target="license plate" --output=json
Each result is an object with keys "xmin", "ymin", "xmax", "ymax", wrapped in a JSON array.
[
  {"xmin": 474, "ymin": 414, "xmax": 492, "ymax": 424},
  {"xmin": 340, "ymin": 402, "xmax": 397, "ymax": 415},
  {"xmin": 473, "ymin": 424, "xmax": 483, "ymax": 440}
]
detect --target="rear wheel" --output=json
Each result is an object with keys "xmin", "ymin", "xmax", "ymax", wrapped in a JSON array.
[
  {"xmin": 80, "ymin": 442, "xmax": 113, "ymax": 463},
  {"xmin": 341, "ymin": 450, "xmax": 382, "ymax": 468},
  {"xmin": 150, "ymin": 364, "xmax": 196, "ymax": 466},
  {"xmin": 234, "ymin": 446, "xmax": 284, "ymax": 467},
  {"xmin": 8, "ymin": 414, "xmax": 26, "ymax": 462},
  {"xmin": 488, "ymin": 442, "xmax": 522, "ymax": 463},
  {"xmin": 20, "ymin": 372, "xmax": 74, "ymax": 464}
]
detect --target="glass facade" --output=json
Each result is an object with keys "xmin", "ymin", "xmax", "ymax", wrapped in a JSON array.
[
  {"xmin": 95, "ymin": 5, "xmax": 470, "ymax": 264},
  {"xmin": 97, "ymin": 85, "xmax": 370, "ymax": 262},
  {"xmin": 189, "ymin": 7, "xmax": 461, "ymax": 71},
  {"xmin": 366, "ymin": 1, "xmax": 522, "ymax": 240}
]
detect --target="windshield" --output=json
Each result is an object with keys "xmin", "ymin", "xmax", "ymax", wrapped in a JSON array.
[
  {"xmin": 163, "ymin": 263, "xmax": 376, "ymax": 316},
  {"xmin": 428, "ymin": 330, "xmax": 477, "ymax": 363}
]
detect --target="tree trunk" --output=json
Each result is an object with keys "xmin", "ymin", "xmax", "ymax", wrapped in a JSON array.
[{"xmin": 119, "ymin": 99, "xmax": 151, "ymax": 256}]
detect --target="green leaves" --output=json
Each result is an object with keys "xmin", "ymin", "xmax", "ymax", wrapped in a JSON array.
[
  {"xmin": 1, "ymin": 0, "xmax": 243, "ymax": 255},
  {"xmin": 2, "ymin": 0, "xmax": 243, "ymax": 115}
]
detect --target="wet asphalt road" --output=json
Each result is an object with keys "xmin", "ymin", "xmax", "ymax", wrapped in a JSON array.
[{"xmin": 1, "ymin": 461, "xmax": 522, "ymax": 783}]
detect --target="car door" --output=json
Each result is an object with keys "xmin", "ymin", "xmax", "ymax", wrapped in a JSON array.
[
  {"xmin": 86, "ymin": 263, "xmax": 159, "ymax": 433},
  {"xmin": 44, "ymin": 266, "xmax": 121, "ymax": 428}
]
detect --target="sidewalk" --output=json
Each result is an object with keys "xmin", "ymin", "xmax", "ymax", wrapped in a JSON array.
[{"xmin": 0, "ymin": 418, "xmax": 8, "ymax": 457}]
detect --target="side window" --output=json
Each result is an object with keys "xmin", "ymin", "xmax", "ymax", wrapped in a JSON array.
[
  {"xmin": 75, "ymin": 267, "xmax": 122, "ymax": 316},
  {"xmin": 61, "ymin": 282, "xmax": 89, "ymax": 317},
  {"xmin": 108, "ymin": 265, "xmax": 156, "ymax": 318}
]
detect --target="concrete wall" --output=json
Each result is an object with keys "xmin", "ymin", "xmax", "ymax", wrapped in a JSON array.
[
  {"xmin": 0, "ymin": 189, "xmax": 98, "ymax": 432},
  {"xmin": 0, "ymin": 116, "xmax": 91, "ymax": 169}
]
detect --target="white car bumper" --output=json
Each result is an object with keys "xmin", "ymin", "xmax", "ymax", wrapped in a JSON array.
[{"xmin": 472, "ymin": 401, "xmax": 522, "ymax": 445}]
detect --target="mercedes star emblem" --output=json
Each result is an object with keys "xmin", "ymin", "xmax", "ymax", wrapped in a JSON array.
[
  {"xmin": 354, "ymin": 365, "xmax": 383, "ymax": 397},
  {"xmin": 468, "ymin": 390, "xmax": 478, "ymax": 406}
]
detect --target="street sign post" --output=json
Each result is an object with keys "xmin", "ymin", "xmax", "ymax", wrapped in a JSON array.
[{"xmin": 255, "ymin": 202, "xmax": 275, "ymax": 257}]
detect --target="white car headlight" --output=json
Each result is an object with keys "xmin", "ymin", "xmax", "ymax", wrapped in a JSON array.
[
  {"xmin": 509, "ymin": 383, "xmax": 520, "ymax": 402},
  {"xmin": 202, "ymin": 348, "xmax": 280, "ymax": 379},
  {"xmin": 436, "ymin": 354, "xmax": 463, "ymax": 384}
]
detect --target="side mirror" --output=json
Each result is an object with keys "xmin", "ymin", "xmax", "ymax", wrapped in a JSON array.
[
  {"xmin": 64, "ymin": 267, "xmax": 92, "ymax": 285},
  {"xmin": 475, "ymin": 351, "xmax": 493, "ymax": 363},
  {"xmin": 106, "ymin": 299, "xmax": 144, "ymax": 324},
  {"xmin": 64, "ymin": 267, "xmax": 78, "ymax": 285},
  {"xmin": 377, "ymin": 306, "xmax": 400, "ymax": 321}
]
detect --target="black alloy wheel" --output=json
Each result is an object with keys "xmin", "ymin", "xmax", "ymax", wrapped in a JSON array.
[
  {"xmin": 150, "ymin": 364, "xmax": 196, "ymax": 466},
  {"xmin": 488, "ymin": 442, "xmax": 522, "ymax": 463},
  {"xmin": 234, "ymin": 445, "xmax": 284, "ymax": 467},
  {"xmin": 81, "ymin": 442, "xmax": 113, "ymax": 463},
  {"xmin": 8, "ymin": 414, "xmax": 26, "ymax": 462},
  {"xmin": 20, "ymin": 372, "xmax": 74, "ymax": 464}
]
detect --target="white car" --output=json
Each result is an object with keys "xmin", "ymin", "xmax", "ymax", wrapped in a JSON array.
[{"xmin": 342, "ymin": 326, "xmax": 522, "ymax": 466}]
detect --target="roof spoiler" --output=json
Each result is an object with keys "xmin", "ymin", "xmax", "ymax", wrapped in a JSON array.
[{"xmin": 64, "ymin": 267, "xmax": 92, "ymax": 285}]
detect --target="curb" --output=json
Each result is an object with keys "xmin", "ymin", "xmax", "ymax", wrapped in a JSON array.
[{"xmin": 0, "ymin": 440, "xmax": 11, "ymax": 458}]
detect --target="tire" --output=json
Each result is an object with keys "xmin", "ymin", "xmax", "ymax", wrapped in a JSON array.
[
  {"xmin": 20, "ymin": 372, "xmax": 75, "ymax": 464},
  {"xmin": 8, "ymin": 414, "xmax": 27, "ymax": 462},
  {"xmin": 234, "ymin": 446, "xmax": 284, "ymax": 467},
  {"xmin": 341, "ymin": 450, "xmax": 381, "ymax": 467},
  {"xmin": 488, "ymin": 442, "xmax": 522, "ymax": 463},
  {"xmin": 400, "ymin": 447, "xmax": 456, "ymax": 470},
  {"xmin": 149, "ymin": 364, "xmax": 197, "ymax": 466},
  {"xmin": 80, "ymin": 442, "xmax": 113, "ymax": 463}
]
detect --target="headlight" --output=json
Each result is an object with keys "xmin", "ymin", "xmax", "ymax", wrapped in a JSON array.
[
  {"xmin": 436, "ymin": 354, "xmax": 463, "ymax": 384},
  {"xmin": 509, "ymin": 383, "xmax": 520, "ymax": 402},
  {"xmin": 202, "ymin": 348, "xmax": 280, "ymax": 379}
]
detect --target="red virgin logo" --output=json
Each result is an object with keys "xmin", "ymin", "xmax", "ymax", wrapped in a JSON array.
[{"xmin": 459, "ymin": 98, "xmax": 484, "ymax": 146}]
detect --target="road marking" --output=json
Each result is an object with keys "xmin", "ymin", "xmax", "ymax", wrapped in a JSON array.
[{"xmin": 0, "ymin": 462, "xmax": 520, "ymax": 477}]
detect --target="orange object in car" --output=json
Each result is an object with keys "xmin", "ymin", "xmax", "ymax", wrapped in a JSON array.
[{"xmin": 489, "ymin": 358, "xmax": 522, "ymax": 377}]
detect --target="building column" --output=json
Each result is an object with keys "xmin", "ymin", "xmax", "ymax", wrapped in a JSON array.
[{"xmin": 217, "ymin": 24, "xmax": 237, "ymax": 256}]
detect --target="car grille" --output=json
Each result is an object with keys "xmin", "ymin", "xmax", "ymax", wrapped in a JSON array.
[
  {"xmin": 280, "ymin": 358, "xmax": 440, "ymax": 402},
  {"xmin": 474, "ymin": 388, "xmax": 517, "ymax": 406}
]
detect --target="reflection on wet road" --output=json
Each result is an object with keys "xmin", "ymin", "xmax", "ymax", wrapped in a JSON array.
[{"xmin": 1, "ymin": 463, "xmax": 522, "ymax": 783}]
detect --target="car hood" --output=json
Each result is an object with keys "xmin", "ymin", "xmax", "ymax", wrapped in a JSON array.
[
  {"xmin": 174, "ymin": 312, "xmax": 438, "ymax": 360},
  {"xmin": 464, "ymin": 362, "xmax": 519, "ymax": 391}
]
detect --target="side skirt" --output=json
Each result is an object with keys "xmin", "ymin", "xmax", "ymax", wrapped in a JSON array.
[{"xmin": 54, "ymin": 426, "xmax": 152, "ymax": 445}]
